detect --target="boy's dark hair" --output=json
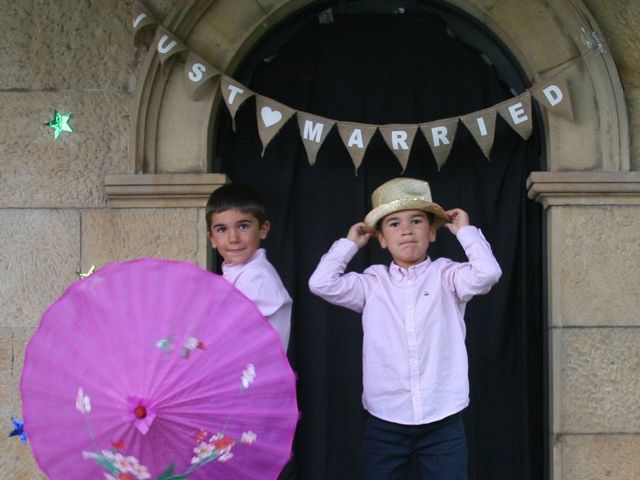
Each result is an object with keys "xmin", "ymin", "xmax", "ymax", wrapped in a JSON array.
[
  {"xmin": 206, "ymin": 184, "xmax": 268, "ymax": 231},
  {"xmin": 375, "ymin": 210, "xmax": 436, "ymax": 231}
]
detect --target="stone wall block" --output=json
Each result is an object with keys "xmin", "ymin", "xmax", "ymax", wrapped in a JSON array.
[
  {"xmin": 81, "ymin": 208, "xmax": 207, "ymax": 268},
  {"xmin": 556, "ymin": 328, "xmax": 640, "ymax": 433},
  {"xmin": 549, "ymin": 206, "xmax": 640, "ymax": 327},
  {"xmin": 557, "ymin": 434, "xmax": 640, "ymax": 480},
  {"xmin": 0, "ymin": 328, "xmax": 54, "ymax": 479},
  {"xmin": 0, "ymin": 0, "xmax": 137, "ymax": 90},
  {"xmin": 205, "ymin": 0, "xmax": 268, "ymax": 48},
  {"xmin": 583, "ymin": 0, "xmax": 640, "ymax": 87},
  {"xmin": 0, "ymin": 210, "xmax": 80, "ymax": 328},
  {"xmin": 626, "ymin": 86, "xmax": 640, "ymax": 171},
  {"xmin": 0, "ymin": 92, "xmax": 130, "ymax": 208},
  {"xmin": 487, "ymin": 0, "xmax": 577, "ymax": 73}
]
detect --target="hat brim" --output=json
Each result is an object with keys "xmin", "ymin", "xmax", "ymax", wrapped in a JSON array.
[{"xmin": 364, "ymin": 199, "xmax": 449, "ymax": 230}]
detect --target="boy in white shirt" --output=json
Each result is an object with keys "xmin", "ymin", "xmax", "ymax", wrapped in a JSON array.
[
  {"xmin": 206, "ymin": 184, "xmax": 291, "ymax": 352},
  {"xmin": 309, "ymin": 177, "xmax": 501, "ymax": 479}
]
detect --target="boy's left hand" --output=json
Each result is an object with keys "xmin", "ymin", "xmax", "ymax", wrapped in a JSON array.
[{"xmin": 444, "ymin": 208, "xmax": 469, "ymax": 235}]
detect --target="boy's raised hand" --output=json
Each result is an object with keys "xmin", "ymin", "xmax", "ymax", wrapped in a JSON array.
[
  {"xmin": 347, "ymin": 222, "xmax": 372, "ymax": 249},
  {"xmin": 444, "ymin": 208, "xmax": 470, "ymax": 235}
]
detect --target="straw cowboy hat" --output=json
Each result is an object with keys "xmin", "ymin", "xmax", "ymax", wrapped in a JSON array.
[{"xmin": 364, "ymin": 178, "xmax": 449, "ymax": 230}]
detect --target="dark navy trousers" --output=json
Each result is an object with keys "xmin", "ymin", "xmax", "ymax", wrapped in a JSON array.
[{"xmin": 361, "ymin": 412, "xmax": 468, "ymax": 480}]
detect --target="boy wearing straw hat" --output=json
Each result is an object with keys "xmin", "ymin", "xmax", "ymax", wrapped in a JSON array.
[{"xmin": 309, "ymin": 177, "xmax": 502, "ymax": 479}]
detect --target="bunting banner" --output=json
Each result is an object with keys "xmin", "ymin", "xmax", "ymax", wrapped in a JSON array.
[
  {"xmin": 220, "ymin": 76, "xmax": 254, "ymax": 131},
  {"xmin": 255, "ymin": 96, "xmax": 296, "ymax": 156},
  {"xmin": 420, "ymin": 116, "xmax": 459, "ymax": 171},
  {"xmin": 131, "ymin": 0, "xmax": 158, "ymax": 47},
  {"xmin": 297, "ymin": 112, "xmax": 336, "ymax": 165},
  {"xmin": 336, "ymin": 122, "xmax": 377, "ymax": 173},
  {"xmin": 153, "ymin": 26, "xmax": 188, "ymax": 67},
  {"xmin": 132, "ymin": 1, "xmax": 589, "ymax": 172},
  {"xmin": 184, "ymin": 52, "xmax": 220, "ymax": 101}
]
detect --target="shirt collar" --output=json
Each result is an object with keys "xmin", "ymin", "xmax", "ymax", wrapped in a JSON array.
[
  {"xmin": 389, "ymin": 256, "xmax": 432, "ymax": 281},
  {"xmin": 221, "ymin": 248, "xmax": 266, "ymax": 274}
]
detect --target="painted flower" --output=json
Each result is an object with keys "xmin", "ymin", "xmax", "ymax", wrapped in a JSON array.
[
  {"xmin": 111, "ymin": 439, "xmax": 125, "ymax": 450},
  {"xmin": 240, "ymin": 431, "xmax": 257, "ymax": 445},
  {"xmin": 113, "ymin": 453, "xmax": 136, "ymax": 472},
  {"xmin": 129, "ymin": 462, "xmax": 151, "ymax": 479},
  {"xmin": 182, "ymin": 336, "xmax": 206, "ymax": 358},
  {"xmin": 195, "ymin": 428, "xmax": 208, "ymax": 444},
  {"xmin": 75, "ymin": 388, "xmax": 91, "ymax": 414},
  {"xmin": 213, "ymin": 436, "xmax": 235, "ymax": 452},
  {"xmin": 191, "ymin": 441, "xmax": 216, "ymax": 464},
  {"xmin": 241, "ymin": 363, "xmax": 256, "ymax": 389},
  {"xmin": 218, "ymin": 451, "xmax": 234, "ymax": 462}
]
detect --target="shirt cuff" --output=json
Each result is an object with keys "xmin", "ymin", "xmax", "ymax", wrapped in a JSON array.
[
  {"xmin": 331, "ymin": 238, "xmax": 360, "ymax": 259},
  {"xmin": 455, "ymin": 225, "xmax": 485, "ymax": 248}
]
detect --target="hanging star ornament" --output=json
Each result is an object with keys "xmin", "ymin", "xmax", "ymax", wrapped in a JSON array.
[
  {"xmin": 9, "ymin": 417, "xmax": 28, "ymax": 445},
  {"xmin": 46, "ymin": 110, "xmax": 73, "ymax": 139},
  {"xmin": 78, "ymin": 265, "xmax": 96, "ymax": 279}
]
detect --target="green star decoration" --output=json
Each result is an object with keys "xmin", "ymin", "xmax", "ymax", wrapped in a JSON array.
[{"xmin": 47, "ymin": 110, "xmax": 73, "ymax": 139}]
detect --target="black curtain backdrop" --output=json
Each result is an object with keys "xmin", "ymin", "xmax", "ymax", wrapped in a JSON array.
[{"xmin": 217, "ymin": 12, "xmax": 543, "ymax": 480}]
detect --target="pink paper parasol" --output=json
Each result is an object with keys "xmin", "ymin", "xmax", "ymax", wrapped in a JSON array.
[{"xmin": 20, "ymin": 258, "xmax": 298, "ymax": 479}]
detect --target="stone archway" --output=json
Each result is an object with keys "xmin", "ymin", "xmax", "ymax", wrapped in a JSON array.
[
  {"xmin": 124, "ymin": 0, "xmax": 629, "ymax": 180},
  {"xmin": 108, "ymin": 1, "xmax": 639, "ymax": 478}
]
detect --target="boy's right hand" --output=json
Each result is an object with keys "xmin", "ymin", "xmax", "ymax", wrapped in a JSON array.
[{"xmin": 347, "ymin": 222, "xmax": 372, "ymax": 249}]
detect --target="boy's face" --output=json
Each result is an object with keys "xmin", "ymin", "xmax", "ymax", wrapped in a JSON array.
[
  {"xmin": 376, "ymin": 209, "xmax": 436, "ymax": 269},
  {"xmin": 208, "ymin": 209, "xmax": 269, "ymax": 265}
]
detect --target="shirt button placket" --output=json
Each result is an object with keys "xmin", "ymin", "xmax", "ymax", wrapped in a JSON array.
[{"xmin": 405, "ymin": 277, "xmax": 423, "ymax": 421}]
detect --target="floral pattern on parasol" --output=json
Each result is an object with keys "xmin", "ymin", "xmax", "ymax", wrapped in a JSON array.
[{"xmin": 20, "ymin": 258, "xmax": 298, "ymax": 479}]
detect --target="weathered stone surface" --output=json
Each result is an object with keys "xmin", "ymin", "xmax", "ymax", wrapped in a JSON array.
[
  {"xmin": 0, "ymin": 210, "xmax": 79, "ymax": 328},
  {"xmin": 0, "ymin": 92, "xmax": 130, "ymax": 208},
  {"xmin": 156, "ymin": 69, "xmax": 211, "ymax": 173},
  {"xmin": 554, "ymin": 328, "xmax": 640, "ymax": 433},
  {"xmin": 584, "ymin": 0, "xmax": 640, "ymax": 87},
  {"xmin": 545, "ymin": 68, "xmax": 601, "ymax": 171},
  {"xmin": 0, "ymin": 328, "xmax": 49, "ymax": 479},
  {"xmin": 487, "ymin": 0, "xmax": 578, "ymax": 73},
  {"xmin": 0, "ymin": 0, "xmax": 138, "ymax": 91},
  {"xmin": 557, "ymin": 434, "xmax": 640, "ymax": 480},
  {"xmin": 549, "ymin": 206, "xmax": 640, "ymax": 327},
  {"xmin": 81, "ymin": 208, "xmax": 207, "ymax": 268},
  {"xmin": 627, "ymin": 86, "xmax": 640, "ymax": 171},
  {"xmin": 0, "ymin": 329, "xmax": 31, "ymax": 411}
]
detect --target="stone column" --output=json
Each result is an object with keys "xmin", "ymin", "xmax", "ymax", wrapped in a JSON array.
[{"xmin": 528, "ymin": 171, "xmax": 640, "ymax": 480}]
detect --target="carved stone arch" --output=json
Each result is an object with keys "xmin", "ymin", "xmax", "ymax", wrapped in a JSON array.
[
  {"xmin": 106, "ymin": 0, "xmax": 631, "ymax": 206},
  {"xmin": 130, "ymin": 0, "xmax": 628, "ymax": 175}
]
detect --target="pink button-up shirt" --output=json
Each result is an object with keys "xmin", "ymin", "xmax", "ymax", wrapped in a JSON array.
[
  {"xmin": 223, "ymin": 249, "xmax": 292, "ymax": 351},
  {"xmin": 309, "ymin": 226, "xmax": 501, "ymax": 425}
]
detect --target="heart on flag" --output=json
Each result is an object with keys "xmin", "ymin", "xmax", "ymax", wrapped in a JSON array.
[{"xmin": 261, "ymin": 107, "xmax": 283, "ymax": 127}]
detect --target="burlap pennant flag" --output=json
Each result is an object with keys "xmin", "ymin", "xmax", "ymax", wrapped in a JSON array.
[
  {"xmin": 220, "ymin": 76, "xmax": 254, "ymax": 130},
  {"xmin": 184, "ymin": 52, "xmax": 220, "ymax": 100},
  {"xmin": 131, "ymin": 1, "xmax": 158, "ymax": 47},
  {"xmin": 497, "ymin": 92, "xmax": 533, "ymax": 140},
  {"xmin": 153, "ymin": 26, "xmax": 187, "ymax": 65},
  {"xmin": 420, "ymin": 116, "xmax": 459, "ymax": 171},
  {"xmin": 256, "ymin": 96, "xmax": 296, "ymax": 156},
  {"xmin": 297, "ymin": 112, "xmax": 335, "ymax": 165},
  {"xmin": 378, "ymin": 124, "xmax": 418, "ymax": 173},
  {"xmin": 531, "ymin": 77, "xmax": 574, "ymax": 122},
  {"xmin": 460, "ymin": 107, "xmax": 497, "ymax": 159},
  {"xmin": 336, "ymin": 122, "xmax": 377, "ymax": 173}
]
